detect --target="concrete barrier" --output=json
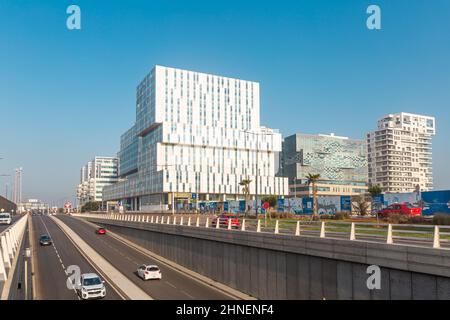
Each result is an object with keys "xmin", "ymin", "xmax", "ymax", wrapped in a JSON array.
[
  {"xmin": 0, "ymin": 214, "xmax": 29, "ymax": 299},
  {"xmin": 78, "ymin": 216, "xmax": 450, "ymax": 300}
]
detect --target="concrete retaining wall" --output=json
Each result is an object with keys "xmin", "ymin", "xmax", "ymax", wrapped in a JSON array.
[{"xmin": 86, "ymin": 218, "xmax": 450, "ymax": 300}]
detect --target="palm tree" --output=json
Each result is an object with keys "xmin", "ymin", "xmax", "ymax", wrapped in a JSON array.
[
  {"xmin": 306, "ymin": 173, "xmax": 321, "ymax": 218},
  {"xmin": 239, "ymin": 179, "xmax": 252, "ymax": 217}
]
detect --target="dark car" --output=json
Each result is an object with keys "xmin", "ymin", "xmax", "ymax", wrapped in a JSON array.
[
  {"xmin": 96, "ymin": 227, "xmax": 107, "ymax": 235},
  {"xmin": 39, "ymin": 234, "xmax": 52, "ymax": 246}
]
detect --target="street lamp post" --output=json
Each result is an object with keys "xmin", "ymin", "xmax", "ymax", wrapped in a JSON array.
[{"xmin": 0, "ymin": 174, "xmax": 11, "ymax": 200}]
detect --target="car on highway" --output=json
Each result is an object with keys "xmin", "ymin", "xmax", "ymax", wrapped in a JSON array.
[
  {"xmin": 211, "ymin": 214, "xmax": 240, "ymax": 229},
  {"xmin": 95, "ymin": 227, "xmax": 107, "ymax": 235},
  {"xmin": 377, "ymin": 203, "xmax": 422, "ymax": 218},
  {"xmin": 77, "ymin": 273, "xmax": 106, "ymax": 300},
  {"xmin": 0, "ymin": 212, "xmax": 11, "ymax": 225},
  {"xmin": 39, "ymin": 234, "xmax": 52, "ymax": 246},
  {"xmin": 137, "ymin": 264, "xmax": 162, "ymax": 280}
]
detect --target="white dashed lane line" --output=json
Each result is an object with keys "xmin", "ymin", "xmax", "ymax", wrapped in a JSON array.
[{"xmin": 38, "ymin": 216, "xmax": 81, "ymax": 300}]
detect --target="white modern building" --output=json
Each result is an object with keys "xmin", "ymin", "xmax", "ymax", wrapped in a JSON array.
[
  {"xmin": 103, "ymin": 65, "xmax": 288, "ymax": 211},
  {"xmin": 76, "ymin": 156, "xmax": 119, "ymax": 206},
  {"xmin": 366, "ymin": 112, "xmax": 436, "ymax": 193}
]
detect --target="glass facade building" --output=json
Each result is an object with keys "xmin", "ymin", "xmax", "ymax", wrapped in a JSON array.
[
  {"xmin": 103, "ymin": 65, "xmax": 288, "ymax": 211},
  {"xmin": 280, "ymin": 133, "xmax": 368, "ymax": 196}
]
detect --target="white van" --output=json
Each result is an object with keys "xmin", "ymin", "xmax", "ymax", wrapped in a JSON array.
[{"xmin": 0, "ymin": 212, "xmax": 12, "ymax": 225}]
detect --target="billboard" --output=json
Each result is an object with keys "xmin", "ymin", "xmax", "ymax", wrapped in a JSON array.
[{"xmin": 421, "ymin": 190, "xmax": 450, "ymax": 215}]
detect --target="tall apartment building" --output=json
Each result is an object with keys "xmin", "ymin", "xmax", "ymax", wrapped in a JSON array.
[
  {"xmin": 280, "ymin": 133, "xmax": 368, "ymax": 197},
  {"xmin": 103, "ymin": 65, "xmax": 288, "ymax": 211},
  {"xmin": 366, "ymin": 112, "xmax": 436, "ymax": 193},
  {"xmin": 76, "ymin": 156, "xmax": 119, "ymax": 206}
]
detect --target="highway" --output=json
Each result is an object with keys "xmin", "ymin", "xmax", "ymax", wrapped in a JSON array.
[
  {"xmin": 56, "ymin": 214, "xmax": 232, "ymax": 300},
  {"xmin": 31, "ymin": 215, "xmax": 122, "ymax": 300}
]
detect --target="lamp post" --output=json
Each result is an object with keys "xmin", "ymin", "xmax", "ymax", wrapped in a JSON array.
[{"xmin": 0, "ymin": 174, "xmax": 10, "ymax": 200}]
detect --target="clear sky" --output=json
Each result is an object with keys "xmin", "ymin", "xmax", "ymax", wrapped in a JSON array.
[{"xmin": 1, "ymin": 0, "xmax": 449, "ymax": 205}]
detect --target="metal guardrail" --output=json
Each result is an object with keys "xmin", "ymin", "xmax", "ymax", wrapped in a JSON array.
[
  {"xmin": 0, "ymin": 214, "xmax": 28, "ymax": 291},
  {"xmin": 73, "ymin": 213, "xmax": 450, "ymax": 250}
]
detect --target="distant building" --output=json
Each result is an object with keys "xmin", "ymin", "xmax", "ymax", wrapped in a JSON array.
[
  {"xmin": 18, "ymin": 198, "xmax": 48, "ymax": 213},
  {"xmin": 280, "ymin": 133, "xmax": 368, "ymax": 197},
  {"xmin": 367, "ymin": 112, "xmax": 436, "ymax": 193},
  {"xmin": 103, "ymin": 65, "xmax": 288, "ymax": 211},
  {"xmin": 76, "ymin": 156, "xmax": 119, "ymax": 206},
  {"xmin": 0, "ymin": 195, "xmax": 17, "ymax": 213}
]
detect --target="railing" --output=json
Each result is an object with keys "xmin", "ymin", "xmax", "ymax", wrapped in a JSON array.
[
  {"xmin": 72, "ymin": 213, "xmax": 450, "ymax": 250},
  {"xmin": 0, "ymin": 214, "xmax": 28, "ymax": 291}
]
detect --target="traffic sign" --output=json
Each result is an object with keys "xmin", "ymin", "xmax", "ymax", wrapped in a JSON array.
[{"xmin": 262, "ymin": 202, "xmax": 270, "ymax": 210}]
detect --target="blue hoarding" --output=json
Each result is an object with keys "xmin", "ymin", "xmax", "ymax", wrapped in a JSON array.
[{"xmin": 422, "ymin": 190, "xmax": 450, "ymax": 215}]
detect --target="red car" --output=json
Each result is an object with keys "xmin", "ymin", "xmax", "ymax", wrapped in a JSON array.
[
  {"xmin": 96, "ymin": 227, "xmax": 107, "ymax": 235},
  {"xmin": 211, "ymin": 214, "xmax": 240, "ymax": 229},
  {"xmin": 377, "ymin": 203, "xmax": 422, "ymax": 218}
]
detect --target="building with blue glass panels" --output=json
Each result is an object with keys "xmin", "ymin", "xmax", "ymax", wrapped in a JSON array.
[{"xmin": 280, "ymin": 133, "xmax": 368, "ymax": 197}]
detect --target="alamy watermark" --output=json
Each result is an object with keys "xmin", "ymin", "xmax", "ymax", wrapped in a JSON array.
[
  {"xmin": 366, "ymin": 5, "xmax": 381, "ymax": 30},
  {"xmin": 66, "ymin": 5, "xmax": 81, "ymax": 30},
  {"xmin": 366, "ymin": 265, "xmax": 381, "ymax": 290},
  {"xmin": 66, "ymin": 264, "xmax": 81, "ymax": 290}
]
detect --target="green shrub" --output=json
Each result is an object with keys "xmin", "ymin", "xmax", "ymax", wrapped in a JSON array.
[
  {"xmin": 408, "ymin": 216, "xmax": 428, "ymax": 224},
  {"xmin": 385, "ymin": 214, "xmax": 428, "ymax": 224},
  {"xmin": 386, "ymin": 214, "xmax": 410, "ymax": 224},
  {"xmin": 432, "ymin": 214, "xmax": 450, "ymax": 226},
  {"xmin": 334, "ymin": 212, "xmax": 350, "ymax": 220}
]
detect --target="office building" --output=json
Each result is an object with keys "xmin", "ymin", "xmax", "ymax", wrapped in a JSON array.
[
  {"xmin": 76, "ymin": 156, "xmax": 119, "ymax": 206},
  {"xmin": 280, "ymin": 133, "xmax": 368, "ymax": 197},
  {"xmin": 367, "ymin": 112, "xmax": 436, "ymax": 192},
  {"xmin": 103, "ymin": 65, "xmax": 288, "ymax": 211}
]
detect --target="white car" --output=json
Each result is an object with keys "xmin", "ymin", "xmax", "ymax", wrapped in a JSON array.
[
  {"xmin": 137, "ymin": 264, "xmax": 162, "ymax": 280},
  {"xmin": 77, "ymin": 273, "xmax": 106, "ymax": 300},
  {"xmin": 0, "ymin": 213, "xmax": 11, "ymax": 225}
]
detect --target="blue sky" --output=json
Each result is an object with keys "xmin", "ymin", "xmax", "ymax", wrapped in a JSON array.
[{"xmin": 1, "ymin": 0, "xmax": 449, "ymax": 205}]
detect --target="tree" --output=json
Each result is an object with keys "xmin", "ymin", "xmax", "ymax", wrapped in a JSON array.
[
  {"xmin": 261, "ymin": 195, "xmax": 277, "ymax": 208},
  {"xmin": 81, "ymin": 201, "xmax": 100, "ymax": 213},
  {"xmin": 261, "ymin": 195, "xmax": 277, "ymax": 221},
  {"xmin": 352, "ymin": 195, "xmax": 370, "ymax": 216},
  {"xmin": 368, "ymin": 185, "xmax": 382, "ymax": 223},
  {"xmin": 239, "ymin": 179, "xmax": 252, "ymax": 217},
  {"xmin": 306, "ymin": 173, "xmax": 321, "ymax": 218}
]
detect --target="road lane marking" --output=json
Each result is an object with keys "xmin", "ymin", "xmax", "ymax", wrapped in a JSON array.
[
  {"xmin": 76, "ymin": 216, "xmax": 255, "ymax": 300},
  {"xmin": 50, "ymin": 216, "xmax": 151, "ymax": 300},
  {"xmin": 181, "ymin": 290, "xmax": 195, "ymax": 299},
  {"xmin": 38, "ymin": 216, "xmax": 80, "ymax": 300}
]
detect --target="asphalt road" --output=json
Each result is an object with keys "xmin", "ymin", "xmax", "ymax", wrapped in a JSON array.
[
  {"xmin": 0, "ymin": 215, "xmax": 22, "ymax": 233},
  {"xmin": 31, "ymin": 215, "xmax": 122, "ymax": 300},
  {"xmin": 56, "ymin": 215, "xmax": 232, "ymax": 300}
]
